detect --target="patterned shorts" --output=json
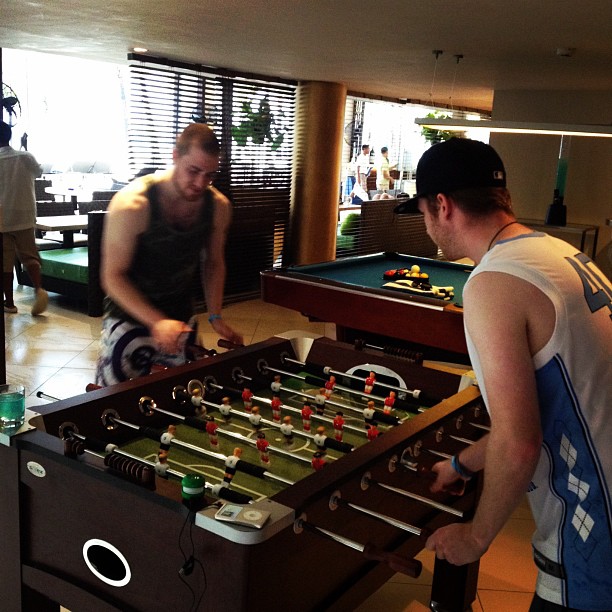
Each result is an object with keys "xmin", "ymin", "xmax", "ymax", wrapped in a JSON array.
[{"xmin": 95, "ymin": 316, "xmax": 195, "ymax": 386}]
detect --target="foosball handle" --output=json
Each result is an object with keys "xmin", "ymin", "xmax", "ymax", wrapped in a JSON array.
[
  {"xmin": 362, "ymin": 543, "xmax": 422, "ymax": 578},
  {"xmin": 218, "ymin": 339, "xmax": 245, "ymax": 350}
]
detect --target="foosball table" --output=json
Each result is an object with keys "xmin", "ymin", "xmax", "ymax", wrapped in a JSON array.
[{"xmin": 0, "ymin": 332, "xmax": 489, "ymax": 612}]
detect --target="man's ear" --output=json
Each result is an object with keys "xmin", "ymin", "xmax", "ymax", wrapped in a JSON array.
[
  {"xmin": 436, "ymin": 193, "xmax": 455, "ymax": 220},
  {"xmin": 172, "ymin": 148, "xmax": 179, "ymax": 163}
]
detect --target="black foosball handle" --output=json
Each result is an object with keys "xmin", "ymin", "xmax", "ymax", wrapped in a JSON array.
[
  {"xmin": 218, "ymin": 338, "xmax": 245, "ymax": 350},
  {"xmin": 362, "ymin": 543, "xmax": 422, "ymax": 578},
  {"xmin": 216, "ymin": 487, "xmax": 253, "ymax": 505}
]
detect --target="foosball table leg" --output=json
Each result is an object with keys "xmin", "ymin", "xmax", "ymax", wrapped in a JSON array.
[{"xmin": 429, "ymin": 557, "xmax": 480, "ymax": 612}]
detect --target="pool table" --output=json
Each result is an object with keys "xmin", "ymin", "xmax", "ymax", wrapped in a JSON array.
[{"xmin": 261, "ymin": 252, "xmax": 474, "ymax": 362}]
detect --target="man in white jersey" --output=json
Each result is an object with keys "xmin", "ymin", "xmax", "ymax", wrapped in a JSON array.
[{"xmin": 395, "ymin": 138, "xmax": 611, "ymax": 612}]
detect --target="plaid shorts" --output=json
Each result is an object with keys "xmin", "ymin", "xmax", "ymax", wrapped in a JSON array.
[{"xmin": 95, "ymin": 316, "xmax": 194, "ymax": 386}]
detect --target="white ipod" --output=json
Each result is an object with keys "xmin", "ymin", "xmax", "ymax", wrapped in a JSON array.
[{"xmin": 214, "ymin": 503, "xmax": 271, "ymax": 529}]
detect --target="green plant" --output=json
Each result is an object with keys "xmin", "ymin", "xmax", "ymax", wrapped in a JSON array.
[
  {"xmin": 420, "ymin": 112, "xmax": 456, "ymax": 144},
  {"xmin": 232, "ymin": 97, "xmax": 284, "ymax": 150}
]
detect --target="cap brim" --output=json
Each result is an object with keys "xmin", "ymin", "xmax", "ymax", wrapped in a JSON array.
[{"xmin": 393, "ymin": 197, "xmax": 421, "ymax": 215}]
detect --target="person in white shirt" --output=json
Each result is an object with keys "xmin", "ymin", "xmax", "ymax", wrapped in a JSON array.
[
  {"xmin": 355, "ymin": 144, "xmax": 371, "ymax": 190},
  {"xmin": 0, "ymin": 121, "xmax": 48, "ymax": 315}
]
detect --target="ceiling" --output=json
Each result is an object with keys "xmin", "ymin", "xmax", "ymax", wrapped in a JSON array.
[{"xmin": 2, "ymin": 0, "xmax": 612, "ymax": 111}]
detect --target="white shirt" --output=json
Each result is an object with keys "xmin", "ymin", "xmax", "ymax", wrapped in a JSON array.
[{"xmin": 0, "ymin": 145, "xmax": 42, "ymax": 232}]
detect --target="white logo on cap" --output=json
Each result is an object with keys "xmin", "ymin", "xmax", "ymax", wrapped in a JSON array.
[{"xmin": 493, "ymin": 171, "xmax": 504, "ymax": 180}]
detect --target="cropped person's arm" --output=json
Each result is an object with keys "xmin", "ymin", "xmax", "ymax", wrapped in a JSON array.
[{"xmin": 426, "ymin": 272, "xmax": 543, "ymax": 564}]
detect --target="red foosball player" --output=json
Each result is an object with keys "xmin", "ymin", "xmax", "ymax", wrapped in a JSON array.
[
  {"xmin": 301, "ymin": 401, "xmax": 313, "ymax": 431},
  {"xmin": 280, "ymin": 415, "xmax": 294, "ymax": 446},
  {"xmin": 205, "ymin": 415, "xmax": 219, "ymax": 447},
  {"xmin": 363, "ymin": 400, "xmax": 376, "ymax": 427},
  {"xmin": 311, "ymin": 451, "xmax": 326, "ymax": 471},
  {"xmin": 249, "ymin": 406, "xmax": 262, "ymax": 430},
  {"xmin": 333, "ymin": 411, "xmax": 345, "ymax": 442},
  {"xmin": 324, "ymin": 375, "xmax": 336, "ymax": 398},
  {"xmin": 383, "ymin": 391, "xmax": 396, "ymax": 414},
  {"xmin": 270, "ymin": 394, "xmax": 282, "ymax": 422},
  {"xmin": 314, "ymin": 388, "xmax": 327, "ymax": 416},
  {"xmin": 242, "ymin": 387, "xmax": 253, "ymax": 412},
  {"xmin": 256, "ymin": 432, "xmax": 270, "ymax": 465},
  {"xmin": 313, "ymin": 426, "xmax": 327, "ymax": 451},
  {"xmin": 219, "ymin": 396, "xmax": 232, "ymax": 421},
  {"xmin": 223, "ymin": 447, "xmax": 242, "ymax": 484},
  {"xmin": 366, "ymin": 421, "xmax": 381, "ymax": 441},
  {"xmin": 364, "ymin": 371, "xmax": 376, "ymax": 394}
]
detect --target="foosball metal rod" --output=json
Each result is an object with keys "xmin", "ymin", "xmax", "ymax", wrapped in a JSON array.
[
  {"xmin": 238, "ymin": 370, "xmax": 366, "ymax": 419},
  {"xmin": 266, "ymin": 363, "xmax": 413, "ymax": 411},
  {"xmin": 64, "ymin": 432, "xmax": 253, "ymax": 504},
  {"xmin": 294, "ymin": 514, "xmax": 422, "ymax": 578},
  {"xmin": 108, "ymin": 416, "xmax": 295, "ymax": 487},
  {"xmin": 244, "ymin": 369, "xmax": 401, "ymax": 425},
  {"xmin": 329, "ymin": 490, "xmax": 429, "ymax": 538},
  {"xmin": 361, "ymin": 472, "xmax": 463, "ymax": 518},
  {"xmin": 206, "ymin": 382, "xmax": 354, "ymax": 453},
  {"xmin": 282, "ymin": 356, "xmax": 426, "ymax": 402},
  {"xmin": 249, "ymin": 391, "xmax": 370, "ymax": 438},
  {"xmin": 354, "ymin": 338, "xmax": 424, "ymax": 364}
]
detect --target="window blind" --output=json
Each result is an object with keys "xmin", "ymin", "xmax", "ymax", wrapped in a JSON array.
[{"xmin": 127, "ymin": 54, "xmax": 296, "ymax": 304}]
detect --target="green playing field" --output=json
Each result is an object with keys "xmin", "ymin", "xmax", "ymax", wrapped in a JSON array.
[{"xmin": 121, "ymin": 373, "xmax": 423, "ymax": 501}]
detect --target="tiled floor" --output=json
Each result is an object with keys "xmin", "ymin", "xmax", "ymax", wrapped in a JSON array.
[{"xmin": 5, "ymin": 285, "xmax": 537, "ymax": 611}]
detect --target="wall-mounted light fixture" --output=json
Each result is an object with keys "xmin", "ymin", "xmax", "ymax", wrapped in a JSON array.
[{"xmin": 414, "ymin": 118, "xmax": 612, "ymax": 138}]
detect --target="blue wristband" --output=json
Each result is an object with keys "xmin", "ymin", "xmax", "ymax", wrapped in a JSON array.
[
  {"xmin": 208, "ymin": 313, "xmax": 222, "ymax": 324},
  {"xmin": 451, "ymin": 454, "xmax": 474, "ymax": 480}
]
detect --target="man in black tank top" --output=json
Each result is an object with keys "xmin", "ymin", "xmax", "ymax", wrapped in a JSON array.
[{"xmin": 95, "ymin": 124, "xmax": 243, "ymax": 386}]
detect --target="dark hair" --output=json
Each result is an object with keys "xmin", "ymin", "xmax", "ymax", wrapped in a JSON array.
[
  {"xmin": 424, "ymin": 187, "xmax": 513, "ymax": 218},
  {"xmin": 361, "ymin": 144, "xmax": 369, "ymax": 151},
  {"xmin": 0, "ymin": 121, "xmax": 12, "ymax": 145},
  {"xmin": 176, "ymin": 123, "xmax": 220, "ymax": 157},
  {"xmin": 381, "ymin": 147, "xmax": 388, "ymax": 154}
]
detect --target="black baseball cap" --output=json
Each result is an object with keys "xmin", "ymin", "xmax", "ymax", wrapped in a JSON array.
[{"xmin": 394, "ymin": 138, "xmax": 507, "ymax": 214}]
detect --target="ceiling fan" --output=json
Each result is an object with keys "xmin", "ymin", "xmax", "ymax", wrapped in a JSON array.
[{"xmin": 2, "ymin": 82, "xmax": 22, "ymax": 127}]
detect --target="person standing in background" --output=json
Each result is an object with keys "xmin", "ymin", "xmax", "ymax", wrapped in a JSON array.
[
  {"xmin": 355, "ymin": 144, "xmax": 371, "ymax": 190},
  {"xmin": 0, "ymin": 121, "xmax": 48, "ymax": 315},
  {"xmin": 376, "ymin": 146, "xmax": 397, "ymax": 193}
]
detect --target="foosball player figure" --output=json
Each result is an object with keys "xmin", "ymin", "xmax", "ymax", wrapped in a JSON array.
[
  {"xmin": 301, "ymin": 401, "xmax": 313, "ymax": 431},
  {"xmin": 324, "ymin": 375, "xmax": 336, "ymax": 398},
  {"xmin": 219, "ymin": 396, "xmax": 232, "ymax": 422},
  {"xmin": 191, "ymin": 387, "xmax": 206, "ymax": 417},
  {"xmin": 313, "ymin": 426, "xmax": 328, "ymax": 452},
  {"xmin": 205, "ymin": 415, "xmax": 219, "ymax": 447},
  {"xmin": 270, "ymin": 374, "xmax": 282, "ymax": 394},
  {"xmin": 314, "ymin": 388, "xmax": 327, "ymax": 416},
  {"xmin": 383, "ymin": 391, "xmax": 396, "ymax": 414},
  {"xmin": 242, "ymin": 387, "xmax": 254, "ymax": 412},
  {"xmin": 223, "ymin": 447, "xmax": 242, "ymax": 484},
  {"xmin": 311, "ymin": 451, "xmax": 326, "ymax": 471},
  {"xmin": 333, "ymin": 411, "xmax": 345, "ymax": 442},
  {"xmin": 364, "ymin": 371, "xmax": 376, "ymax": 394},
  {"xmin": 159, "ymin": 424, "xmax": 177, "ymax": 456},
  {"xmin": 256, "ymin": 432, "xmax": 270, "ymax": 465},
  {"xmin": 366, "ymin": 421, "xmax": 381, "ymax": 441},
  {"xmin": 270, "ymin": 393, "xmax": 282, "ymax": 423},
  {"xmin": 363, "ymin": 400, "xmax": 376, "ymax": 427},
  {"xmin": 157, "ymin": 447, "xmax": 169, "ymax": 465},
  {"xmin": 280, "ymin": 415, "xmax": 294, "ymax": 446},
  {"xmin": 248, "ymin": 406, "xmax": 262, "ymax": 430}
]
